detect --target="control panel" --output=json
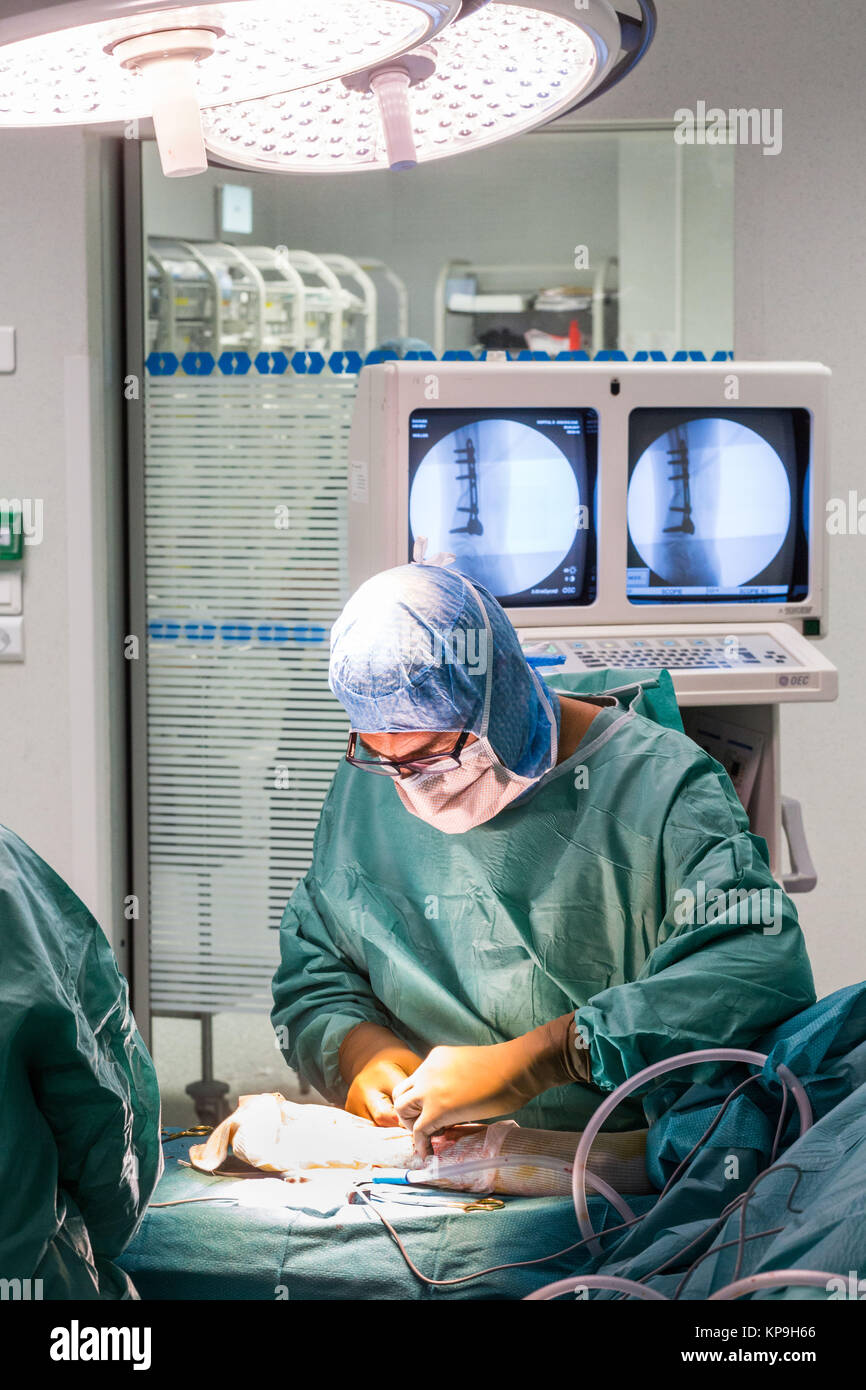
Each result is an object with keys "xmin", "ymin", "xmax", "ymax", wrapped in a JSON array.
[{"xmin": 519, "ymin": 623, "xmax": 837, "ymax": 705}]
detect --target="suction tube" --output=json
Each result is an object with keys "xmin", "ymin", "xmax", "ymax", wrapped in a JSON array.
[
  {"xmin": 710, "ymin": 1269, "xmax": 839, "ymax": 1300},
  {"xmin": 524, "ymin": 1274, "xmax": 667, "ymax": 1301}
]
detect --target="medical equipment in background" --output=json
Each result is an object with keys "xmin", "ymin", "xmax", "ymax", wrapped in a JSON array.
[
  {"xmin": 147, "ymin": 240, "xmax": 216, "ymax": 355},
  {"xmin": 238, "ymin": 245, "xmax": 308, "ymax": 352},
  {"xmin": 356, "ymin": 259, "xmax": 410, "ymax": 342},
  {"xmin": 0, "ymin": 1, "xmax": 655, "ymax": 178},
  {"xmin": 170, "ymin": 239, "xmax": 260, "ymax": 350},
  {"xmin": 347, "ymin": 359, "xmax": 837, "ymax": 890},
  {"xmin": 147, "ymin": 239, "xmax": 396, "ymax": 357},
  {"xmin": 319, "ymin": 255, "xmax": 378, "ymax": 356},
  {"xmin": 147, "ymin": 238, "xmax": 262, "ymax": 354},
  {"xmin": 283, "ymin": 249, "xmax": 346, "ymax": 353},
  {"xmin": 434, "ymin": 257, "xmax": 618, "ymax": 357}
]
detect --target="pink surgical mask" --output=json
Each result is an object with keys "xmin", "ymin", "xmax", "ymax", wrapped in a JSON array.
[{"xmin": 393, "ymin": 575, "xmax": 557, "ymax": 833}]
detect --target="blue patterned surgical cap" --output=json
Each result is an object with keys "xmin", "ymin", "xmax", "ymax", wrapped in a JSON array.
[{"xmin": 329, "ymin": 563, "xmax": 560, "ymax": 778}]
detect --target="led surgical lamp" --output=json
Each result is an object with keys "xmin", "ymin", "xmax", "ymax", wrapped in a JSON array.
[
  {"xmin": 0, "ymin": 0, "xmax": 464, "ymax": 174},
  {"xmin": 202, "ymin": 1, "xmax": 657, "ymax": 173},
  {"xmin": 0, "ymin": 0, "xmax": 656, "ymax": 176}
]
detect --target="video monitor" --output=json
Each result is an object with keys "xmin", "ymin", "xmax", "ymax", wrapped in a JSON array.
[
  {"xmin": 408, "ymin": 408, "xmax": 598, "ymax": 607},
  {"xmin": 627, "ymin": 408, "xmax": 811, "ymax": 604}
]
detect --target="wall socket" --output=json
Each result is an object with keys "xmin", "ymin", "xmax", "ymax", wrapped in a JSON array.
[
  {"xmin": 0, "ymin": 327, "xmax": 16, "ymax": 373},
  {"xmin": 0, "ymin": 616, "xmax": 23, "ymax": 660}
]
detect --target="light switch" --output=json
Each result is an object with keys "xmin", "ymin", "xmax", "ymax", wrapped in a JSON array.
[
  {"xmin": 0, "ymin": 572, "xmax": 22, "ymax": 614},
  {"xmin": 0, "ymin": 327, "xmax": 15, "ymax": 373},
  {"xmin": 0, "ymin": 616, "xmax": 23, "ymax": 660}
]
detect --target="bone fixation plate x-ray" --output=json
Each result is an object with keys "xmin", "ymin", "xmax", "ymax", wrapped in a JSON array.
[
  {"xmin": 627, "ymin": 409, "xmax": 811, "ymax": 604},
  {"xmin": 408, "ymin": 407, "xmax": 598, "ymax": 607}
]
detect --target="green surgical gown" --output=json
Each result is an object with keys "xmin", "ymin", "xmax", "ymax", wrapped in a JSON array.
[
  {"xmin": 271, "ymin": 671, "xmax": 816, "ymax": 1130},
  {"xmin": 0, "ymin": 826, "xmax": 161, "ymax": 1297}
]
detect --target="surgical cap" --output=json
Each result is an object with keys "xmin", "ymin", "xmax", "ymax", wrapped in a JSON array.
[{"xmin": 329, "ymin": 563, "xmax": 560, "ymax": 778}]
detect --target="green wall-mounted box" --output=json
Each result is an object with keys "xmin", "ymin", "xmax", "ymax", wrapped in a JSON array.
[{"xmin": 0, "ymin": 510, "xmax": 23, "ymax": 561}]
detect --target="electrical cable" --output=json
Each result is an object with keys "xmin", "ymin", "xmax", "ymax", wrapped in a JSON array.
[
  {"xmin": 769, "ymin": 1075, "xmax": 790, "ymax": 1165},
  {"xmin": 350, "ymin": 1178, "xmax": 643, "ymax": 1289}
]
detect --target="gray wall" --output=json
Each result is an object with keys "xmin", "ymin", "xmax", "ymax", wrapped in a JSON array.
[{"xmin": 0, "ymin": 129, "xmax": 126, "ymax": 948}]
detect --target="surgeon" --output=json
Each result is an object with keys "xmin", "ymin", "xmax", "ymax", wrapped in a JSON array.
[{"xmin": 271, "ymin": 562, "xmax": 815, "ymax": 1153}]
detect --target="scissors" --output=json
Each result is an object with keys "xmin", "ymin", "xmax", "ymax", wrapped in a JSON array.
[{"xmin": 359, "ymin": 1185, "xmax": 505, "ymax": 1213}]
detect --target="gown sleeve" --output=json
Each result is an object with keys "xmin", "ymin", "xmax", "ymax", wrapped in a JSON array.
[
  {"xmin": 271, "ymin": 781, "xmax": 395, "ymax": 1101},
  {"xmin": 574, "ymin": 753, "xmax": 817, "ymax": 1093}
]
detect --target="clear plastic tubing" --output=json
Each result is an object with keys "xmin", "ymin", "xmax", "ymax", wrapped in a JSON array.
[
  {"xmin": 409, "ymin": 1153, "xmax": 637, "ymax": 1226},
  {"xmin": 524, "ymin": 1274, "xmax": 668, "ymax": 1301},
  {"xmin": 573, "ymin": 1049, "xmax": 814, "ymax": 1257},
  {"xmin": 710, "ymin": 1269, "xmax": 839, "ymax": 1300}
]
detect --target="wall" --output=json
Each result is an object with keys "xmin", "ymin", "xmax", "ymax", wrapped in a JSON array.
[{"xmin": 0, "ymin": 128, "xmax": 126, "ymax": 948}]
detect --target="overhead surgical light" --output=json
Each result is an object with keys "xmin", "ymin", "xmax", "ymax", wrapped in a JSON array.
[
  {"xmin": 0, "ymin": 0, "xmax": 462, "ymax": 175},
  {"xmin": 201, "ymin": 0, "xmax": 657, "ymax": 174}
]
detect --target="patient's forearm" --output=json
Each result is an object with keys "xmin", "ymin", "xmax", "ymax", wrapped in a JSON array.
[{"xmin": 430, "ymin": 1123, "xmax": 652, "ymax": 1197}]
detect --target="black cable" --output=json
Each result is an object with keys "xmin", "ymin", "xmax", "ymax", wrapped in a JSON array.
[
  {"xmin": 656, "ymin": 1073, "xmax": 762, "ymax": 1202},
  {"xmin": 667, "ymin": 1166, "xmax": 802, "ymax": 1297},
  {"xmin": 351, "ymin": 1179, "xmax": 644, "ymax": 1289},
  {"xmin": 672, "ymin": 1227, "xmax": 785, "ymax": 1300},
  {"xmin": 731, "ymin": 1163, "xmax": 804, "ymax": 1284},
  {"xmin": 769, "ymin": 1076, "xmax": 790, "ymax": 1165}
]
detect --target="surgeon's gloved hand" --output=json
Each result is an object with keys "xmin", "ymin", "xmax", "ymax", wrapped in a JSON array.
[
  {"xmin": 392, "ymin": 1013, "xmax": 588, "ymax": 1156},
  {"xmin": 340, "ymin": 1022, "xmax": 424, "ymax": 1127}
]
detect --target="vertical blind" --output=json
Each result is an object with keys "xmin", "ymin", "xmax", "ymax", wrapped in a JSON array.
[{"xmin": 144, "ymin": 369, "xmax": 357, "ymax": 1014}]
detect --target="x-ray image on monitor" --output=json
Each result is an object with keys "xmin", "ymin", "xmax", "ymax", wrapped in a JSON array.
[
  {"xmin": 627, "ymin": 408, "xmax": 810, "ymax": 604},
  {"xmin": 408, "ymin": 408, "xmax": 598, "ymax": 607}
]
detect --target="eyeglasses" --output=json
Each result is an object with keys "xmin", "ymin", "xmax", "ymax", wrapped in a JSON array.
[{"xmin": 345, "ymin": 729, "xmax": 471, "ymax": 778}]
